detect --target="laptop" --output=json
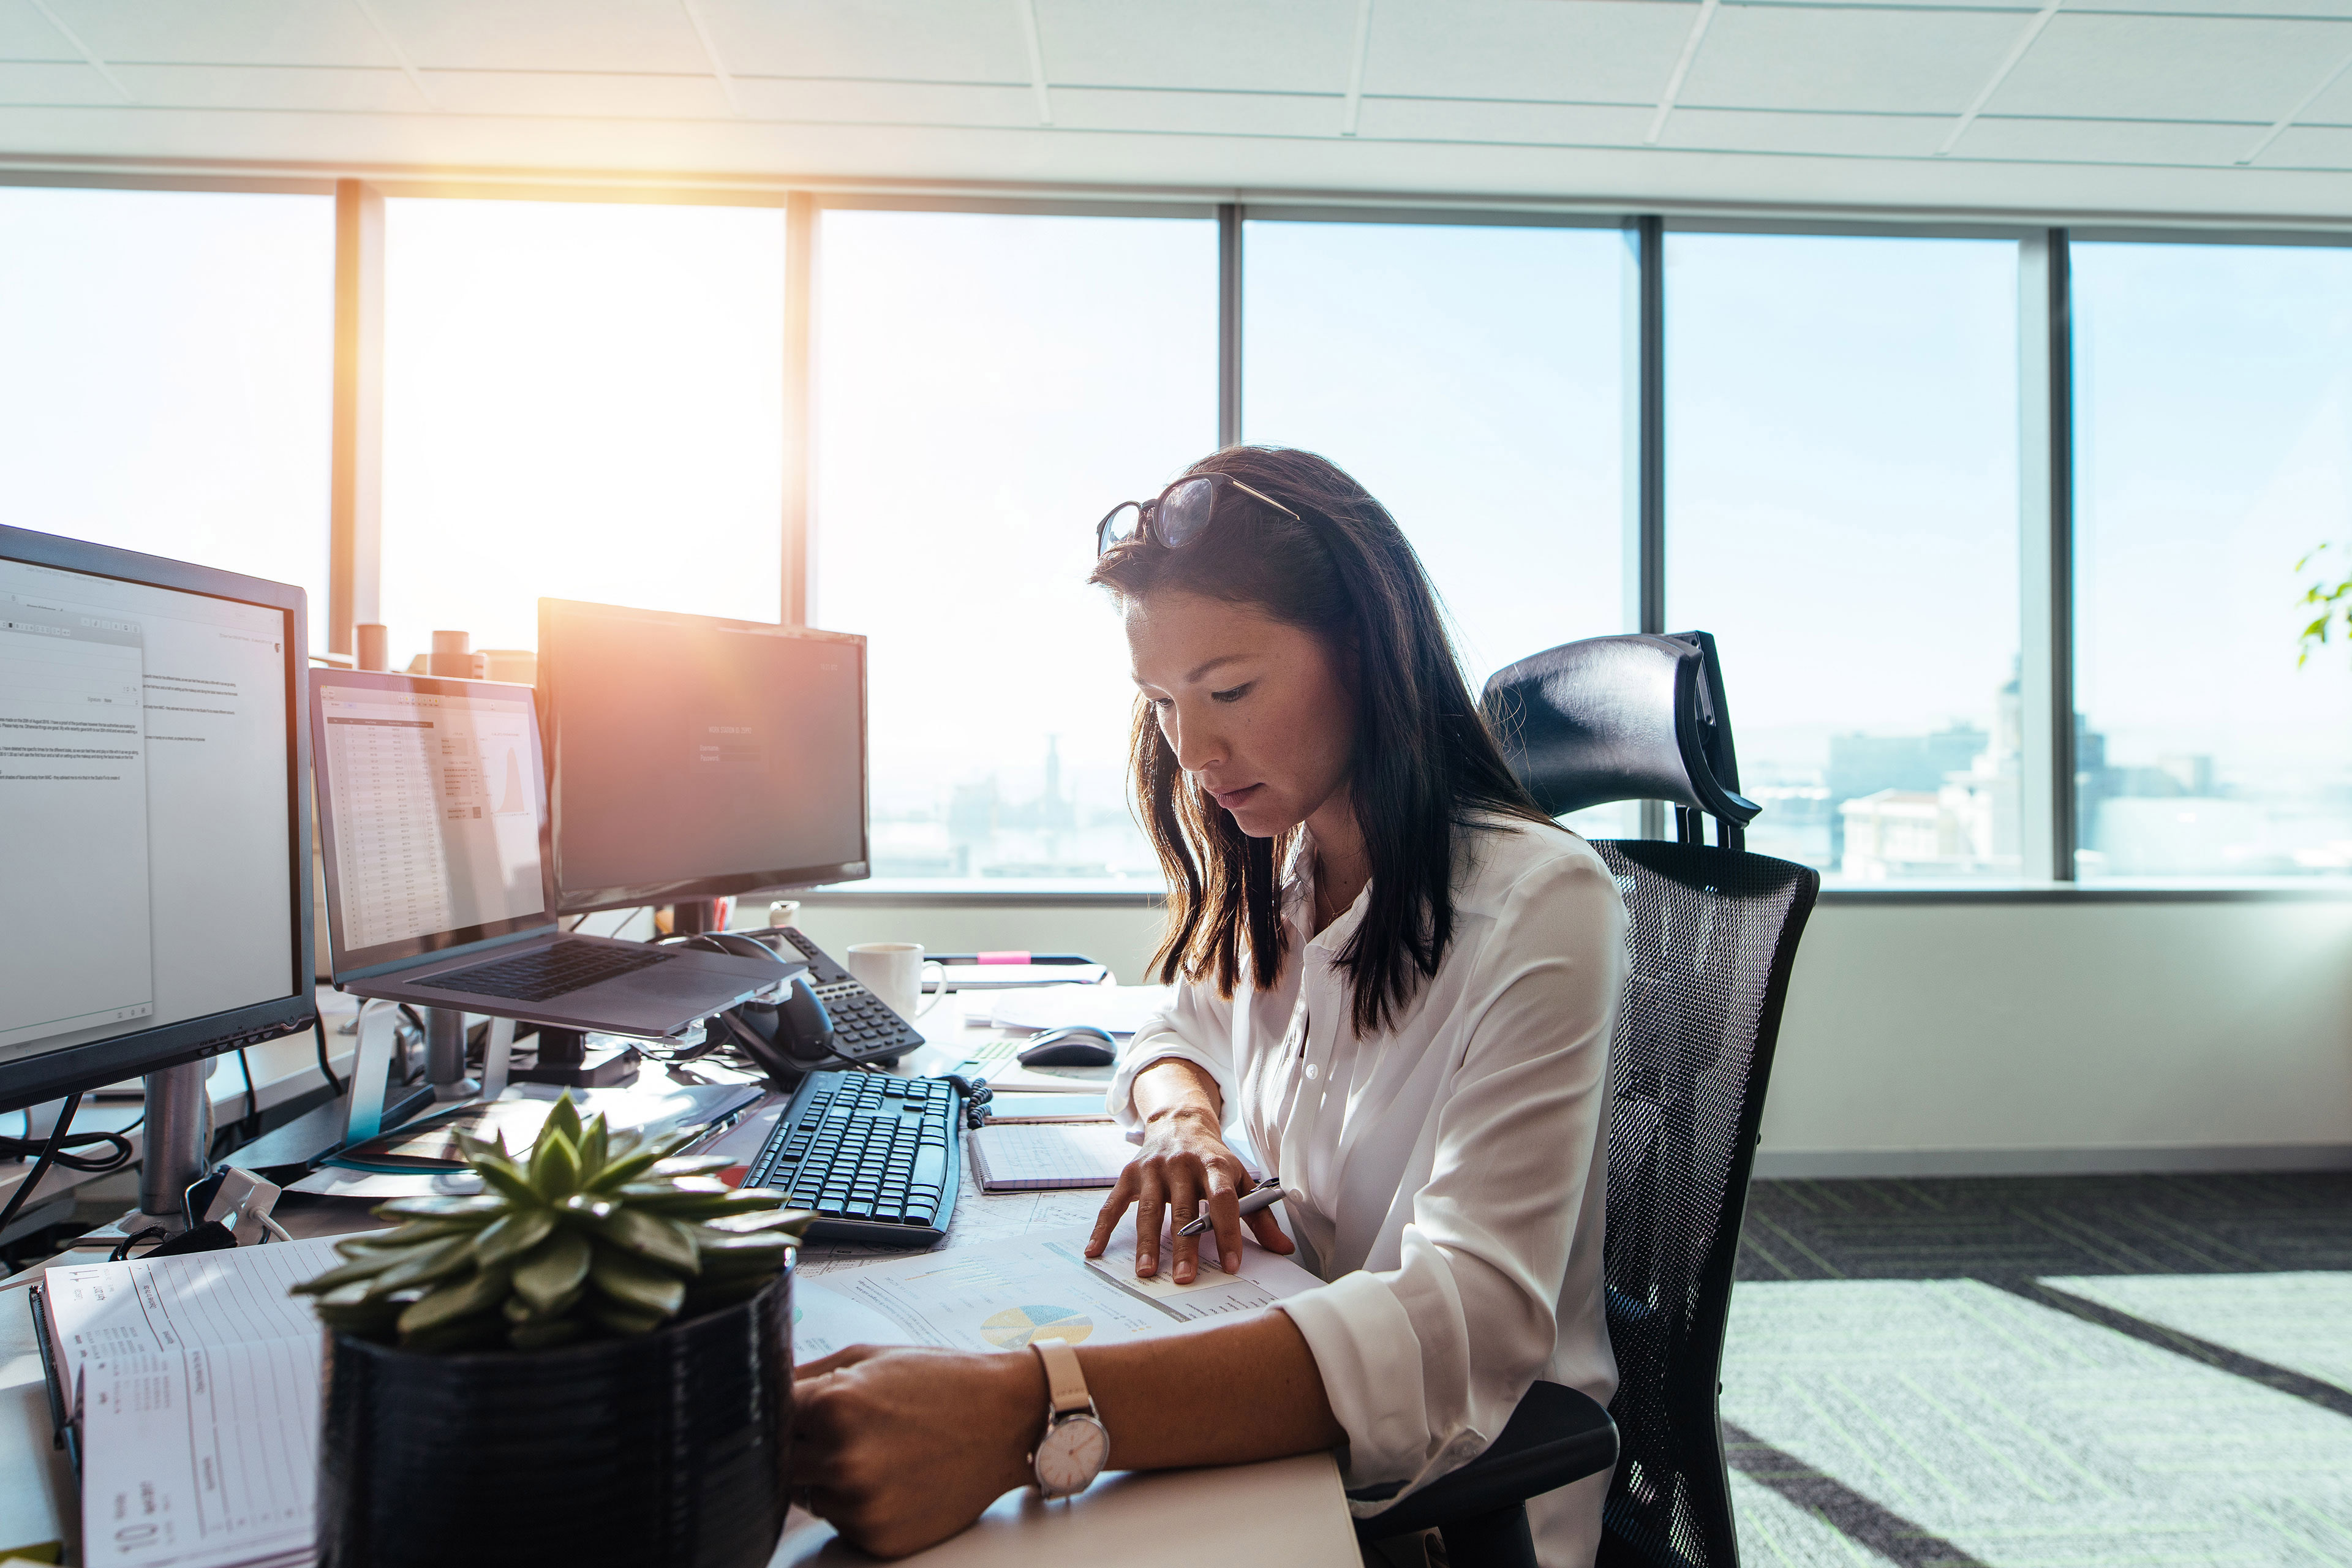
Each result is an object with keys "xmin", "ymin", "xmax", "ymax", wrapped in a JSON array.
[{"xmin": 311, "ymin": 670, "xmax": 797, "ymax": 1036}]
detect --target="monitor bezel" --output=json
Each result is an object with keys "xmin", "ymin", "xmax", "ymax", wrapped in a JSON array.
[
  {"xmin": 537, "ymin": 597, "xmax": 872, "ymax": 916},
  {"xmin": 309, "ymin": 669, "xmax": 559, "ymax": 981},
  {"xmin": 0, "ymin": 524, "xmax": 315, "ymax": 1116}
]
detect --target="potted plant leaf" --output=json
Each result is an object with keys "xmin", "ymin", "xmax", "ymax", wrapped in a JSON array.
[{"xmin": 292, "ymin": 1093, "xmax": 813, "ymax": 1568}]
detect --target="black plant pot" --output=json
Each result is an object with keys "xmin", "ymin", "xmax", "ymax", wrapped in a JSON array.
[{"xmin": 317, "ymin": 1269, "xmax": 792, "ymax": 1568}]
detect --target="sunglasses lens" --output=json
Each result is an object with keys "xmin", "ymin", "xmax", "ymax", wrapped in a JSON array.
[
  {"xmin": 1099, "ymin": 502, "xmax": 1144, "ymax": 551},
  {"xmin": 1159, "ymin": 478, "xmax": 1216, "ymax": 548}
]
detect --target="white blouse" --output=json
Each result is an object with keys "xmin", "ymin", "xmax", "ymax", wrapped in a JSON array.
[{"xmin": 1110, "ymin": 816, "xmax": 1625, "ymax": 1567}]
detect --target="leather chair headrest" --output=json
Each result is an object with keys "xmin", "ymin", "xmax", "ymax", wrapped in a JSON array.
[{"xmin": 1480, "ymin": 632, "xmax": 1759, "ymax": 826}]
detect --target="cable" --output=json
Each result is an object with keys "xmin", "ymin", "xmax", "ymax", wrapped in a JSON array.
[
  {"xmin": 0, "ymin": 1092, "xmax": 82, "ymax": 1240},
  {"xmin": 235, "ymin": 1047, "xmax": 259, "ymax": 1132},
  {"xmin": 314, "ymin": 1020, "xmax": 345, "ymax": 1097}
]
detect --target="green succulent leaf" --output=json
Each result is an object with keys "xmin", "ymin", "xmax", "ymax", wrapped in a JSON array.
[
  {"xmin": 587, "ymin": 1298, "xmax": 668, "ymax": 1337},
  {"xmin": 576, "ymin": 1114, "xmax": 609, "ymax": 1180},
  {"xmin": 543, "ymin": 1091, "xmax": 582, "ymax": 1145},
  {"xmin": 513, "ymin": 1228, "xmax": 594, "ymax": 1313},
  {"xmin": 472, "ymin": 1208, "xmax": 559, "ymax": 1269},
  {"xmin": 374, "ymin": 1196, "xmax": 505, "ymax": 1223},
  {"xmin": 589, "ymin": 1242, "xmax": 688, "ymax": 1319},
  {"xmin": 398, "ymin": 1265, "xmax": 513, "ymax": 1336},
  {"xmin": 690, "ymin": 1231, "xmax": 792, "ymax": 1281},
  {"xmin": 645, "ymin": 1156, "xmax": 737, "ymax": 1179},
  {"xmin": 531, "ymin": 1130, "xmax": 581, "ymax": 1200},
  {"xmin": 289, "ymin": 1248, "xmax": 408, "ymax": 1295},
  {"xmin": 701, "ymin": 1207, "xmax": 818, "ymax": 1239},
  {"xmin": 372, "ymin": 1234, "xmax": 477, "ymax": 1292},
  {"xmin": 559, "ymin": 1193, "xmax": 617, "ymax": 1223},
  {"xmin": 508, "ymin": 1316, "xmax": 589, "ymax": 1351},
  {"xmin": 592, "ymin": 1207, "xmax": 699, "ymax": 1275},
  {"xmin": 583, "ymin": 1145, "xmax": 665, "ymax": 1192},
  {"xmin": 469, "ymin": 1152, "xmax": 542, "ymax": 1207}
]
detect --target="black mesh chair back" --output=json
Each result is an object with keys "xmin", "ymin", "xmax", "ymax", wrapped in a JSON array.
[{"xmin": 1482, "ymin": 633, "xmax": 1819, "ymax": 1568}]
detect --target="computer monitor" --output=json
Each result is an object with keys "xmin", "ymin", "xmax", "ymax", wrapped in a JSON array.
[
  {"xmin": 537, "ymin": 598, "xmax": 869, "ymax": 914},
  {"xmin": 0, "ymin": 525, "xmax": 314, "ymax": 1115}
]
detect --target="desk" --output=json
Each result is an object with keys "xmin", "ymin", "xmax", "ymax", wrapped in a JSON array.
[{"xmin": 0, "ymin": 990, "xmax": 1359, "ymax": 1568}]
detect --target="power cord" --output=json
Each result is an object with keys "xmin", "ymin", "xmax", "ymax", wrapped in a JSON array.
[
  {"xmin": 0, "ymin": 1092, "xmax": 83, "ymax": 1239},
  {"xmin": 314, "ymin": 1020, "xmax": 344, "ymax": 1097},
  {"xmin": 0, "ymin": 1096, "xmax": 137, "ymax": 1176}
]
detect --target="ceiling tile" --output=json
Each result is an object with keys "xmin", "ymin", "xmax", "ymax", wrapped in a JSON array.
[
  {"xmin": 1361, "ymin": 0, "xmax": 1694, "ymax": 106},
  {"xmin": 1659, "ymin": 107, "xmax": 1947, "ymax": 159},
  {"xmin": 107, "ymin": 64, "xmax": 424, "ymax": 113},
  {"xmin": 0, "ymin": 0, "xmax": 75, "ymax": 61},
  {"xmin": 0, "ymin": 60, "xmax": 111, "ymax": 104},
  {"xmin": 368, "ymin": 0, "xmax": 707, "ymax": 75},
  {"xmin": 38, "ymin": 1, "xmax": 391, "ymax": 68},
  {"xmin": 1047, "ymin": 86, "xmax": 1338, "ymax": 136},
  {"xmin": 696, "ymin": 1, "xmax": 1030, "ymax": 85},
  {"xmin": 1352, "ymin": 96, "xmax": 1651, "ymax": 146},
  {"xmin": 1985, "ymin": 13, "xmax": 2352, "ymax": 123},
  {"xmin": 2248, "ymin": 124, "xmax": 2352, "ymax": 168},
  {"xmin": 2064, "ymin": 0, "xmax": 2352, "ymax": 15},
  {"xmin": 732, "ymin": 77, "xmax": 1039, "ymax": 127},
  {"xmin": 1678, "ymin": 6, "xmax": 2027, "ymax": 116},
  {"xmin": 2278, "ymin": 62, "xmax": 2352, "ymax": 127},
  {"xmin": 419, "ymin": 69, "xmax": 730, "ymax": 119},
  {"xmin": 1035, "ymin": 0, "xmax": 1354, "ymax": 94},
  {"xmin": 1953, "ymin": 115, "xmax": 2260, "ymax": 165}
]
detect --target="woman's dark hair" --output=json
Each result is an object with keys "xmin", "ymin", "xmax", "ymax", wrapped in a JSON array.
[{"xmin": 1088, "ymin": 445, "xmax": 1549, "ymax": 1035}]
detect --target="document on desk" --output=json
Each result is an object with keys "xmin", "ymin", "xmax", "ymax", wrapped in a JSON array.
[
  {"xmin": 42, "ymin": 1237, "xmax": 348, "ymax": 1568},
  {"xmin": 795, "ymin": 1221, "xmax": 1322, "ymax": 1359}
]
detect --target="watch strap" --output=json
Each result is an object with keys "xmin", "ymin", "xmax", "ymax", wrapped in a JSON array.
[{"xmin": 1031, "ymin": 1339, "xmax": 1091, "ymax": 1416}]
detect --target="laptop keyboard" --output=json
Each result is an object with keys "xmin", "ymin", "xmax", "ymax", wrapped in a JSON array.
[
  {"xmin": 745, "ymin": 1070, "xmax": 961, "ymax": 1245},
  {"xmin": 416, "ymin": 941, "xmax": 668, "ymax": 1003}
]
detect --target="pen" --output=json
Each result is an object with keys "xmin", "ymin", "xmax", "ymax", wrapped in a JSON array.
[{"xmin": 1178, "ymin": 1180, "xmax": 1285, "ymax": 1237}]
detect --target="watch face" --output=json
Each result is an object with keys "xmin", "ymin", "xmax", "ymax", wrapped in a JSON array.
[{"xmin": 1036, "ymin": 1415, "xmax": 1110, "ymax": 1497}]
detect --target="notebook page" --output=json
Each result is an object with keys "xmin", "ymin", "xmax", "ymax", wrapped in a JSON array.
[
  {"xmin": 968, "ymin": 1124, "xmax": 1136, "ymax": 1189},
  {"xmin": 80, "ymin": 1333, "xmax": 321, "ymax": 1568},
  {"xmin": 45, "ymin": 1235, "xmax": 345, "ymax": 1376}
]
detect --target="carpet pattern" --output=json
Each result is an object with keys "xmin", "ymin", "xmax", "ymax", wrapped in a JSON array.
[{"xmin": 1714, "ymin": 1174, "xmax": 2352, "ymax": 1567}]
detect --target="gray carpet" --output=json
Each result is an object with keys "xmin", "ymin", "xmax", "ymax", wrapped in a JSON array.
[{"xmin": 1717, "ymin": 1174, "xmax": 2352, "ymax": 1567}]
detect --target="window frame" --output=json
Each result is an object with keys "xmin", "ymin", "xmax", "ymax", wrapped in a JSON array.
[{"xmin": 11, "ymin": 167, "xmax": 2352, "ymax": 904}]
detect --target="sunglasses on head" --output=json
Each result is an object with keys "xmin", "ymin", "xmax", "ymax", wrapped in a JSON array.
[{"xmin": 1095, "ymin": 473, "xmax": 1300, "ymax": 557}]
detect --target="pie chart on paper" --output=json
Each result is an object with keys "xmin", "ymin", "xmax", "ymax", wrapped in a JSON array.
[{"xmin": 981, "ymin": 1304, "xmax": 1095, "ymax": 1349}]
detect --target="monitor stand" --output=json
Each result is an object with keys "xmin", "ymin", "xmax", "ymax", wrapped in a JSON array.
[
  {"xmin": 135, "ymin": 1060, "xmax": 214, "ymax": 1229},
  {"xmin": 511, "ymin": 1027, "xmax": 640, "ymax": 1088},
  {"xmin": 669, "ymin": 899, "xmax": 725, "ymax": 936}
]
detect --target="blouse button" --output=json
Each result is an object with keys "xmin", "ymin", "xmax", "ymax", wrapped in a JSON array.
[{"xmin": 1303, "ymin": 1062, "xmax": 1321, "ymax": 1081}]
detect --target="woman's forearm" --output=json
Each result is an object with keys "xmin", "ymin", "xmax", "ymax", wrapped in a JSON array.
[
  {"xmin": 1066, "ymin": 1307, "xmax": 1345, "ymax": 1469},
  {"xmin": 1130, "ymin": 1055, "xmax": 1224, "ymax": 1129}
]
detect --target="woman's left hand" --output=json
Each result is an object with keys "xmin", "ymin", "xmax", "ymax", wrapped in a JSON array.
[{"xmin": 791, "ymin": 1344, "xmax": 1046, "ymax": 1559}]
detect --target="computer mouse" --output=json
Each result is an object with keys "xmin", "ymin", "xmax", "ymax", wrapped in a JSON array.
[{"xmin": 1016, "ymin": 1025, "xmax": 1118, "ymax": 1068}]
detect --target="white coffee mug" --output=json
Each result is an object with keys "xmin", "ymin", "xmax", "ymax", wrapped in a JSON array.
[{"xmin": 845, "ymin": 943, "xmax": 949, "ymax": 1023}]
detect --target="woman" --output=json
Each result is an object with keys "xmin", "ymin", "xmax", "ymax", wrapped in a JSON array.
[{"xmin": 791, "ymin": 448, "xmax": 1624, "ymax": 1566}]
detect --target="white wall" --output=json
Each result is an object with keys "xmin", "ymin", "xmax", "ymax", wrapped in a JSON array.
[{"xmin": 791, "ymin": 895, "xmax": 2352, "ymax": 1178}]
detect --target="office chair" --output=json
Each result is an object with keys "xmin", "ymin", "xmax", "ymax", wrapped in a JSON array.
[{"xmin": 1352, "ymin": 632, "xmax": 1819, "ymax": 1568}]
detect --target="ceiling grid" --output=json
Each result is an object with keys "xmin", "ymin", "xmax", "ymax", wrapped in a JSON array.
[{"xmin": 2, "ymin": 1, "xmax": 2352, "ymax": 224}]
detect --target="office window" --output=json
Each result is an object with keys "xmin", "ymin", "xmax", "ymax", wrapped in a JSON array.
[
  {"xmin": 1243, "ymin": 219, "xmax": 1634, "ymax": 839},
  {"xmin": 813, "ymin": 209, "xmax": 1217, "ymax": 886},
  {"xmin": 379, "ymin": 198, "xmax": 785, "ymax": 665},
  {"xmin": 1667, "ymin": 233, "xmax": 2021, "ymax": 880},
  {"xmin": 2073, "ymin": 243, "xmax": 2352, "ymax": 879},
  {"xmin": 0, "ymin": 187, "xmax": 334, "ymax": 628}
]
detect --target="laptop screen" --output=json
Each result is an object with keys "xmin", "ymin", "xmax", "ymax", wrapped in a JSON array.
[{"xmin": 313, "ymin": 673, "xmax": 554, "ymax": 977}]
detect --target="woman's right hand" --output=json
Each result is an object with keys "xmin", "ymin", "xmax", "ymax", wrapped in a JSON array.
[{"xmin": 1085, "ymin": 1060, "xmax": 1292, "ymax": 1282}]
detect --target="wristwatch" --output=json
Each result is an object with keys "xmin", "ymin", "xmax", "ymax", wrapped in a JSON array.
[{"xmin": 1027, "ymin": 1339, "xmax": 1110, "ymax": 1499}]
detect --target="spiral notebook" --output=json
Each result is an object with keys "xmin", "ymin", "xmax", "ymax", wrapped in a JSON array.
[{"xmin": 967, "ymin": 1123, "xmax": 1138, "ymax": 1190}]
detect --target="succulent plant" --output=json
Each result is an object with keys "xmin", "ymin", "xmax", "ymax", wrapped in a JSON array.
[{"xmin": 292, "ymin": 1094, "xmax": 814, "ymax": 1353}]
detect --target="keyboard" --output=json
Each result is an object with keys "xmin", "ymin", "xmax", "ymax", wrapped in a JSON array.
[
  {"xmin": 745, "ymin": 1069, "xmax": 962, "ymax": 1245},
  {"xmin": 417, "ymin": 940, "xmax": 666, "ymax": 1003},
  {"xmin": 767, "ymin": 927, "xmax": 931, "ymax": 1067}
]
